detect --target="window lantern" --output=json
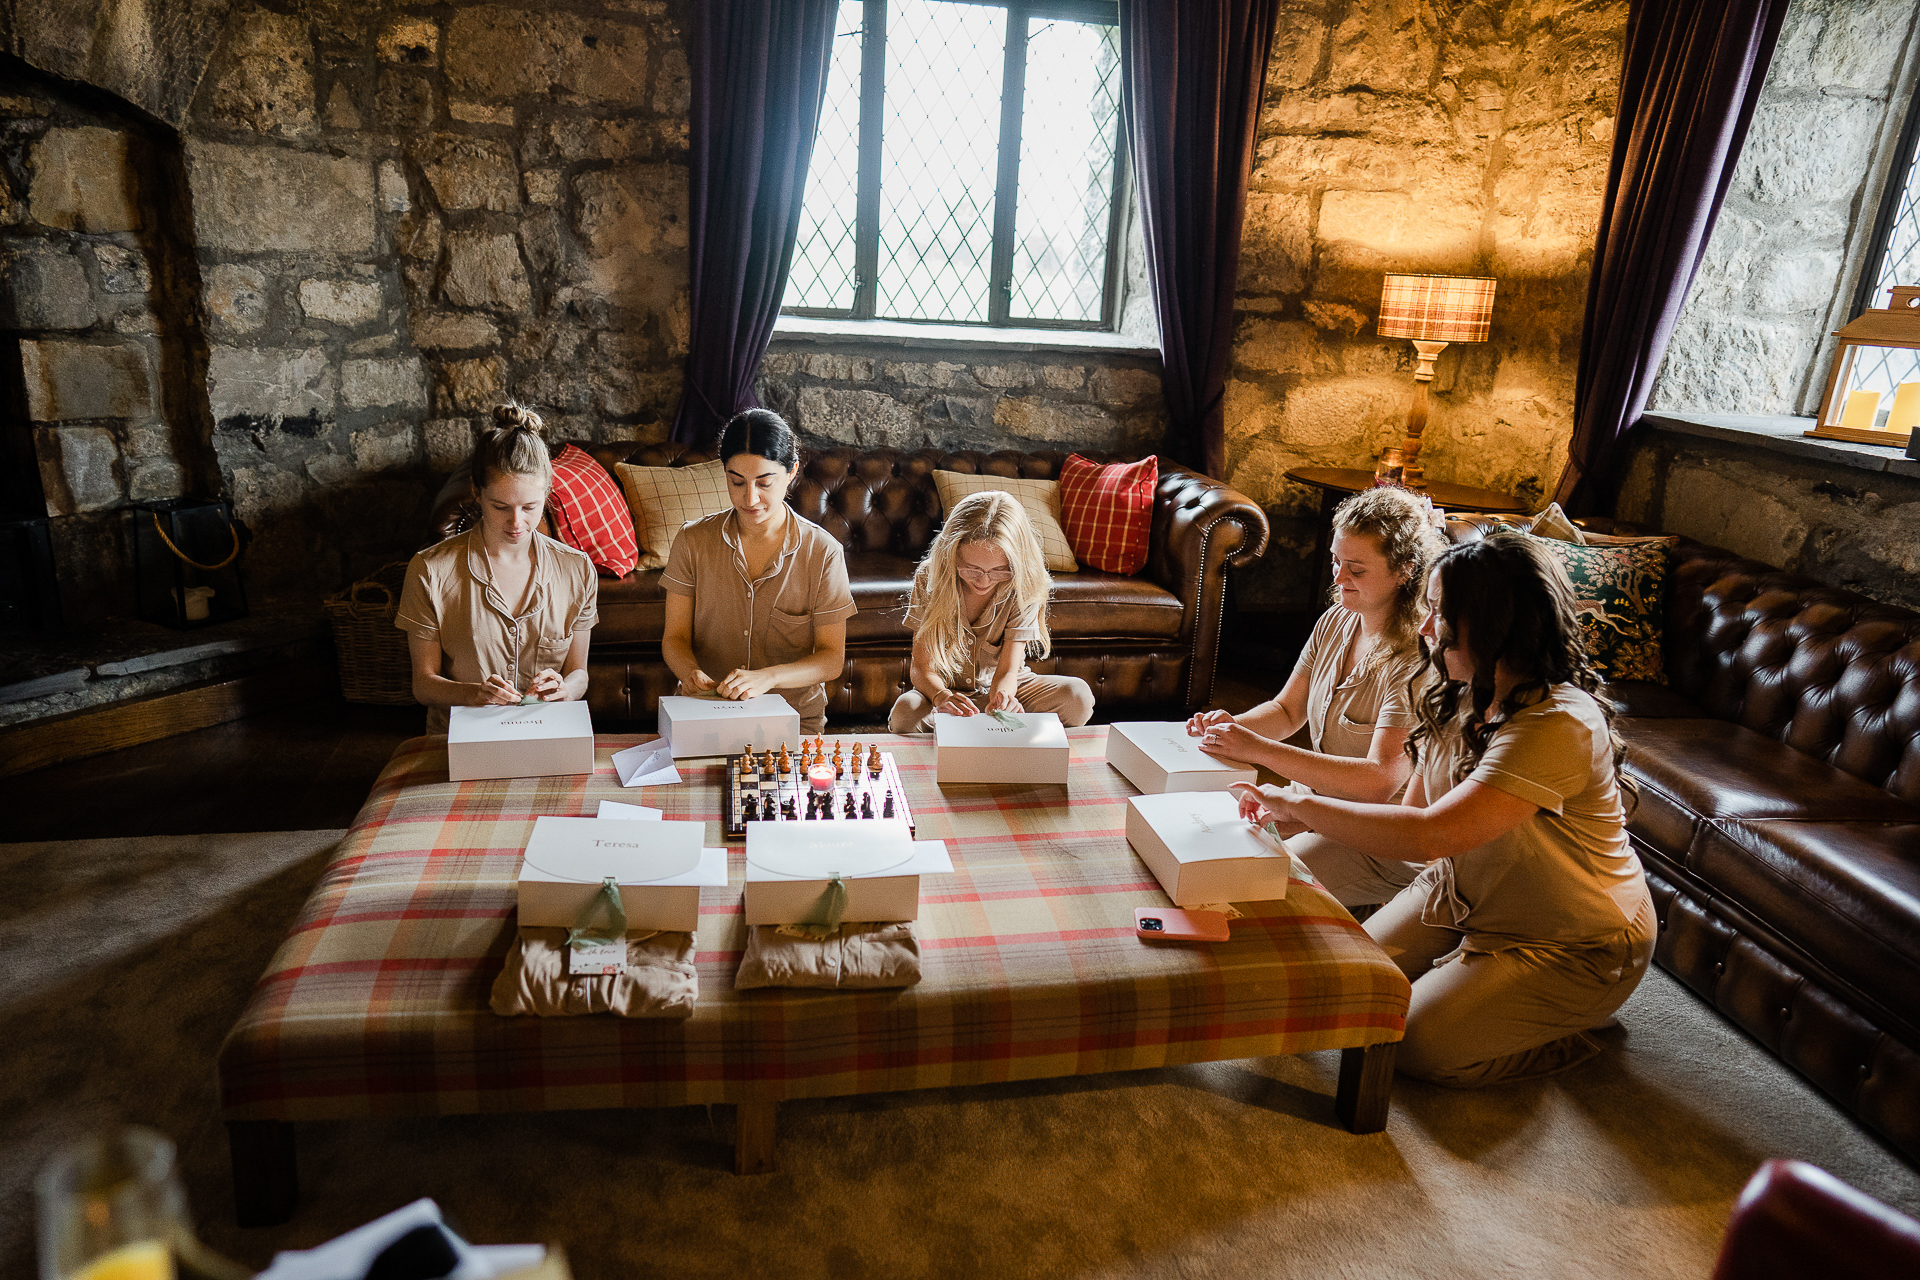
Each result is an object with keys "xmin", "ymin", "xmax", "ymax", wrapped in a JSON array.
[
  {"xmin": 131, "ymin": 498, "xmax": 250, "ymax": 629},
  {"xmin": 1808, "ymin": 284, "xmax": 1920, "ymax": 447}
]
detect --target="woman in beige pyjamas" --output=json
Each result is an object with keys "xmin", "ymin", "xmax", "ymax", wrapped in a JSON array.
[
  {"xmin": 1235, "ymin": 532, "xmax": 1656, "ymax": 1087},
  {"xmin": 1189, "ymin": 487, "xmax": 1444, "ymax": 907}
]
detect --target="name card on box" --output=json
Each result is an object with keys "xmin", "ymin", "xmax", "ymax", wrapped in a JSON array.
[
  {"xmin": 447, "ymin": 701, "xmax": 595, "ymax": 782},
  {"xmin": 743, "ymin": 820, "xmax": 950, "ymax": 924},
  {"xmin": 934, "ymin": 710, "xmax": 1069, "ymax": 784},
  {"xmin": 657, "ymin": 693, "xmax": 802, "ymax": 759},
  {"xmin": 1107, "ymin": 722, "xmax": 1258, "ymax": 794},
  {"xmin": 517, "ymin": 816, "xmax": 728, "ymax": 934},
  {"xmin": 1125, "ymin": 791, "xmax": 1291, "ymax": 907}
]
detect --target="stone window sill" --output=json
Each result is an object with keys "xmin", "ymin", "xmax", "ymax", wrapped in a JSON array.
[
  {"xmin": 1640, "ymin": 411, "xmax": 1920, "ymax": 481},
  {"xmin": 771, "ymin": 314, "xmax": 1160, "ymax": 359}
]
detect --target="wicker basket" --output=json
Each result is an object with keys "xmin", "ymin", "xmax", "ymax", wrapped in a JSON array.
[{"xmin": 324, "ymin": 562, "xmax": 415, "ymax": 705}]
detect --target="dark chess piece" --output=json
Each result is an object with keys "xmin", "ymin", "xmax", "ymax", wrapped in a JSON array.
[
  {"xmin": 843, "ymin": 792, "xmax": 856, "ymax": 818},
  {"xmin": 882, "ymin": 790, "xmax": 895, "ymax": 818},
  {"xmin": 805, "ymin": 794, "xmax": 817, "ymax": 819},
  {"xmin": 782, "ymin": 798, "xmax": 796, "ymax": 820},
  {"xmin": 762, "ymin": 794, "xmax": 776, "ymax": 822},
  {"xmin": 861, "ymin": 793, "xmax": 873, "ymax": 819}
]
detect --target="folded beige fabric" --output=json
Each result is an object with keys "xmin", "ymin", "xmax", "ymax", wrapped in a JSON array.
[
  {"xmin": 490, "ymin": 927, "xmax": 698, "ymax": 1018},
  {"xmin": 735, "ymin": 921, "xmax": 922, "ymax": 990}
]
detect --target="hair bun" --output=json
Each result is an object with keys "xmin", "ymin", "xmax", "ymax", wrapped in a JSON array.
[{"xmin": 492, "ymin": 403, "xmax": 545, "ymax": 435}]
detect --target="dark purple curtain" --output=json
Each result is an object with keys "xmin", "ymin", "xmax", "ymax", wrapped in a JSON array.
[
  {"xmin": 669, "ymin": 0, "xmax": 839, "ymax": 446},
  {"xmin": 1554, "ymin": 0, "xmax": 1790, "ymax": 512},
  {"xmin": 1119, "ymin": 0, "xmax": 1280, "ymax": 482}
]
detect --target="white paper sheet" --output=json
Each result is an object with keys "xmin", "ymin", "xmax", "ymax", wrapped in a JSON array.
[
  {"xmin": 595, "ymin": 799, "xmax": 663, "ymax": 820},
  {"xmin": 254, "ymin": 1197, "xmax": 543, "ymax": 1280},
  {"xmin": 611, "ymin": 739, "xmax": 681, "ymax": 787}
]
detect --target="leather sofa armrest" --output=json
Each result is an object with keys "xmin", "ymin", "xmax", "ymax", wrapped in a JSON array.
[{"xmin": 1145, "ymin": 461, "xmax": 1270, "ymax": 711}]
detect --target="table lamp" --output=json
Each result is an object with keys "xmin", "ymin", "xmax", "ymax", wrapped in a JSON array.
[{"xmin": 1375, "ymin": 273, "xmax": 1497, "ymax": 489}]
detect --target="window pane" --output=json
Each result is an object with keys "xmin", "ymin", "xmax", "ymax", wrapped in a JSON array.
[
  {"xmin": 786, "ymin": 1, "xmax": 866, "ymax": 312},
  {"xmin": 1010, "ymin": 17, "xmax": 1121, "ymax": 324},
  {"xmin": 876, "ymin": 0, "xmax": 1005, "ymax": 323}
]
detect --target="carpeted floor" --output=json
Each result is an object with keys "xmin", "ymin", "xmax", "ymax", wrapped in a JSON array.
[{"xmin": 4, "ymin": 830, "xmax": 1916, "ymax": 1280}]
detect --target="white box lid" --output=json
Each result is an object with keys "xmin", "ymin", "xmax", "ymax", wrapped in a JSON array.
[
  {"xmin": 658, "ymin": 693, "xmax": 797, "ymax": 721},
  {"xmin": 932, "ymin": 710, "xmax": 1068, "ymax": 750},
  {"xmin": 521, "ymin": 815, "xmax": 708, "ymax": 884},
  {"xmin": 745, "ymin": 820, "xmax": 917, "ymax": 879},
  {"xmin": 1111, "ymin": 722, "xmax": 1255, "ymax": 774},
  {"xmin": 448, "ymin": 701, "xmax": 593, "ymax": 744},
  {"xmin": 1127, "ymin": 792, "xmax": 1288, "ymax": 864}
]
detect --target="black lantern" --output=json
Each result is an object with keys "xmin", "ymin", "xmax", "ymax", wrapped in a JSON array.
[{"xmin": 131, "ymin": 498, "xmax": 249, "ymax": 629}]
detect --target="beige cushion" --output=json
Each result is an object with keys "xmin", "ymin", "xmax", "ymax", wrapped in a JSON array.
[
  {"xmin": 615, "ymin": 458, "xmax": 731, "ymax": 570},
  {"xmin": 931, "ymin": 471, "xmax": 1079, "ymax": 572},
  {"xmin": 1528, "ymin": 502, "xmax": 1587, "ymax": 544}
]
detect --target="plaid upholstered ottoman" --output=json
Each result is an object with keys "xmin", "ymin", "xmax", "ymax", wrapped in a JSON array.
[{"xmin": 219, "ymin": 729, "xmax": 1409, "ymax": 1225}]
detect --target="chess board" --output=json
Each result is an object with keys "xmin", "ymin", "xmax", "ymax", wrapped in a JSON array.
[{"xmin": 720, "ymin": 741, "xmax": 916, "ymax": 841}]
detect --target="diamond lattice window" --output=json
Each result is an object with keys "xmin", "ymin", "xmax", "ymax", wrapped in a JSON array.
[
  {"xmin": 1857, "ymin": 120, "xmax": 1920, "ymax": 394},
  {"xmin": 784, "ymin": 0, "xmax": 1127, "ymax": 331}
]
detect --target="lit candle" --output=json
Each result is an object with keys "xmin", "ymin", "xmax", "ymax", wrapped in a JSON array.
[{"xmin": 808, "ymin": 764, "xmax": 835, "ymax": 794}]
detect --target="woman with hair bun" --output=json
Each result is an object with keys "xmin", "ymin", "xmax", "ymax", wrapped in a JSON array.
[
  {"xmin": 1188, "ymin": 486, "xmax": 1444, "ymax": 907},
  {"xmin": 396, "ymin": 404, "xmax": 598, "ymax": 731},
  {"xmin": 1233, "ymin": 532, "xmax": 1656, "ymax": 1087},
  {"xmin": 660, "ymin": 408, "xmax": 855, "ymax": 735}
]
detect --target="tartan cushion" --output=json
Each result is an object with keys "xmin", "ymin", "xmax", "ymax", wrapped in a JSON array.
[
  {"xmin": 615, "ymin": 458, "xmax": 731, "ymax": 570},
  {"xmin": 1058, "ymin": 453, "xmax": 1156, "ymax": 575},
  {"xmin": 1530, "ymin": 532, "xmax": 1677, "ymax": 684},
  {"xmin": 931, "ymin": 471, "xmax": 1079, "ymax": 572},
  {"xmin": 548, "ymin": 445, "xmax": 639, "ymax": 578}
]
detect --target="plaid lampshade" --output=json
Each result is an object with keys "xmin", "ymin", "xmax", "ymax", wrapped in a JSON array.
[{"xmin": 1377, "ymin": 274, "xmax": 1497, "ymax": 343}]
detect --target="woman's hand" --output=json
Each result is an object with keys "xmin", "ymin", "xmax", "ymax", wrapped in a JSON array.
[
  {"xmin": 685, "ymin": 669, "xmax": 719, "ymax": 695},
  {"xmin": 527, "ymin": 668, "xmax": 567, "ymax": 701},
  {"xmin": 477, "ymin": 674, "xmax": 521, "ymax": 707},
  {"xmin": 936, "ymin": 690, "xmax": 980, "ymax": 717},
  {"xmin": 1198, "ymin": 718, "xmax": 1273, "ymax": 761},
  {"xmin": 986, "ymin": 681, "xmax": 1024, "ymax": 714},
  {"xmin": 1186, "ymin": 708, "xmax": 1235, "ymax": 736},
  {"xmin": 716, "ymin": 666, "xmax": 781, "ymax": 700},
  {"xmin": 1231, "ymin": 781, "xmax": 1306, "ymax": 828}
]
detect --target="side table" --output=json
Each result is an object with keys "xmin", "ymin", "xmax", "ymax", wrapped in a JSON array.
[{"xmin": 1285, "ymin": 467, "xmax": 1527, "ymax": 604}]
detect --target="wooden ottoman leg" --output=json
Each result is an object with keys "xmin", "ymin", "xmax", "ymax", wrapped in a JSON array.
[
  {"xmin": 228, "ymin": 1120, "xmax": 298, "ymax": 1227},
  {"xmin": 1336, "ymin": 1041, "xmax": 1398, "ymax": 1134},
  {"xmin": 734, "ymin": 1101, "xmax": 778, "ymax": 1176}
]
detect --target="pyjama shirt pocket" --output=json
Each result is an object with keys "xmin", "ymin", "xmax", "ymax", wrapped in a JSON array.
[
  {"xmin": 537, "ymin": 632, "xmax": 572, "ymax": 667},
  {"xmin": 766, "ymin": 608, "xmax": 814, "ymax": 663}
]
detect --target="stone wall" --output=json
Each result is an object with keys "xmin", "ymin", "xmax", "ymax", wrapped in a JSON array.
[
  {"xmin": 1, "ymin": 67, "xmax": 214, "ymax": 627},
  {"xmin": 1649, "ymin": 0, "xmax": 1920, "ymax": 418},
  {"xmin": 1615, "ymin": 426, "xmax": 1920, "ymax": 610},
  {"xmin": 1222, "ymin": 0, "xmax": 1628, "ymax": 608}
]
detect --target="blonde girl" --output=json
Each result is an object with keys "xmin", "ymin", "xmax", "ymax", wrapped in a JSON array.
[
  {"xmin": 396, "ymin": 404, "xmax": 598, "ymax": 732},
  {"xmin": 888, "ymin": 489, "xmax": 1094, "ymax": 733}
]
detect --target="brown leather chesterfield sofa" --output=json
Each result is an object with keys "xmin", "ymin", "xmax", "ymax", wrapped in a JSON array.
[
  {"xmin": 430, "ymin": 443, "xmax": 1270, "ymax": 726},
  {"xmin": 1452, "ymin": 515, "xmax": 1920, "ymax": 1162}
]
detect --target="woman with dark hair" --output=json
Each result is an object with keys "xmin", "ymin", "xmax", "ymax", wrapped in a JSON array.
[
  {"xmin": 659, "ymin": 409, "xmax": 855, "ymax": 734},
  {"xmin": 1188, "ymin": 486, "xmax": 1444, "ymax": 906},
  {"xmin": 1233, "ymin": 531, "xmax": 1656, "ymax": 1087},
  {"xmin": 396, "ymin": 404, "xmax": 597, "ymax": 732}
]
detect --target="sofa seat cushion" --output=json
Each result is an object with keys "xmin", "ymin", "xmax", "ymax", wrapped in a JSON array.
[
  {"xmin": 1622, "ymin": 717, "xmax": 1920, "ymax": 857},
  {"xmin": 1609, "ymin": 680, "xmax": 1707, "ymax": 718},
  {"xmin": 1694, "ymin": 819, "xmax": 1920, "ymax": 1036}
]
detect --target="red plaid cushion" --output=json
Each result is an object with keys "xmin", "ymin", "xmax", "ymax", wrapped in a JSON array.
[
  {"xmin": 1057, "ymin": 453, "xmax": 1156, "ymax": 575},
  {"xmin": 548, "ymin": 444, "xmax": 639, "ymax": 578}
]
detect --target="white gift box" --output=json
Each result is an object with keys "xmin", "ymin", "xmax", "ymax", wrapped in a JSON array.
[
  {"xmin": 517, "ymin": 816, "xmax": 728, "ymax": 933},
  {"xmin": 933, "ymin": 710, "xmax": 1069, "ymax": 784},
  {"xmin": 1106, "ymin": 722, "xmax": 1258, "ymax": 793},
  {"xmin": 742, "ymin": 820, "xmax": 950, "ymax": 924},
  {"xmin": 447, "ymin": 701, "xmax": 594, "ymax": 782},
  {"xmin": 657, "ymin": 693, "xmax": 802, "ymax": 759},
  {"xmin": 1125, "ymin": 791, "xmax": 1292, "ymax": 907}
]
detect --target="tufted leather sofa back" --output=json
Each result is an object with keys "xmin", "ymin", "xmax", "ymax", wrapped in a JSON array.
[{"xmin": 1451, "ymin": 514, "xmax": 1920, "ymax": 806}]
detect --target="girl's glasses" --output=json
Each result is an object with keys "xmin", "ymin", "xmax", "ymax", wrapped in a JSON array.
[{"xmin": 956, "ymin": 564, "xmax": 1013, "ymax": 583}]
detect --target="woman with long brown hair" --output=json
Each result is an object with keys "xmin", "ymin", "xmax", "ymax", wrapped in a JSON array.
[{"xmin": 1233, "ymin": 531, "xmax": 1656, "ymax": 1087}]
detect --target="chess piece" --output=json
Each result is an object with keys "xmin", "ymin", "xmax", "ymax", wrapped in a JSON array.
[
  {"xmin": 861, "ymin": 792, "xmax": 873, "ymax": 819},
  {"xmin": 805, "ymin": 795, "xmax": 817, "ymax": 819},
  {"xmin": 843, "ymin": 792, "xmax": 856, "ymax": 818},
  {"xmin": 762, "ymin": 794, "xmax": 776, "ymax": 822},
  {"xmin": 832, "ymin": 742, "xmax": 844, "ymax": 776},
  {"xmin": 868, "ymin": 744, "xmax": 882, "ymax": 777},
  {"xmin": 779, "ymin": 744, "xmax": 791, "ymax": 775},
  {"xmin": 763, "ymin": 749, "xmax": 775, "ymax": 778},
  {"xmin": 883, "ymin": 790, "xmax": 895, "ymax": 818}
]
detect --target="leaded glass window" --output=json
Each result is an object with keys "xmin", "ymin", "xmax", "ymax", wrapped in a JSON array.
[
  {"xmin": 1852, "ymin": 87, "xmax": 1920, "ymax": 394},
  {"xmin": 784, "ymin": 0, "xmax": 1127, "ymax": 331}
]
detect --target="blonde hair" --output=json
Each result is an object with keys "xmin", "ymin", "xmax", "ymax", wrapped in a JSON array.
[
  {"xmin": 908, "ymin": 490, "xmax": 1054, "ymax": 682},
  {"xmin": 470, "ymin": 403, "xmax": 551, "ymax": 491},
  {"xmin": 1329, "ymin": 486, "xmax": 1445, "ymax": 654}
]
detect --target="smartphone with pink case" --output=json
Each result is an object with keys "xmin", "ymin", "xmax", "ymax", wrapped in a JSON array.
[{"xmin": 1135, "ymin": 907, "xmax": 1231, "ymax": 942}]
